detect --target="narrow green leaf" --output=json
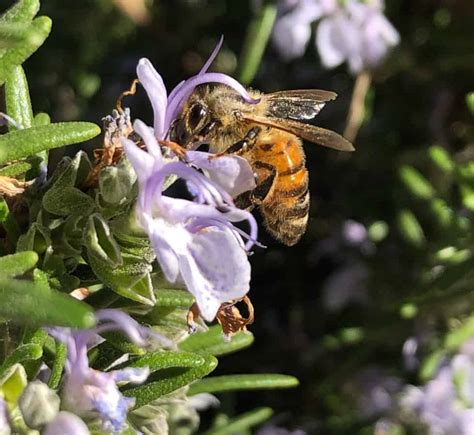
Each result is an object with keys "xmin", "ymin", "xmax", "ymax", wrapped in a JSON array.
[
  {"xmin": 127, "ymin": 351, "xmax": 206, "ymax": 372},
  {"xmin": 155, "ymin": 288, "xmax": 194, "ymax": 307},
  {"xmin": 180, "ymin": 325, "xmax": 254, "ymax": 356},
  {"xmin": 0, "ymin": 122, "xmax": 100, "ymax": 165},
  {"xmin": 124, "ymin": 354, "xmax": 218, "ymax": 408},
  {"xmin": 5, "ymin": 65, "xmax": 33, "ymax": 130},
  {"xmin": 0, "ymin": 278, "xmax": 95, "ymax": 328},
  {"xmin": 238, "ymin": 5, "xmax": 277, "ymax": 84},
  {"xmin": 0, "ymin": 344, "xmax": 42, "ymax": 378},
  {"xmin": 206, "ymin": 408, "xmax": 273, "ymax": 435},
  {"xmin": 429, "ymin": 145, "xmax": 454, "ymax": 173},
  {"xmin": 0, "ymin": 16, "xmax": 52, "ymax": 85},
  {"xmin": 188, "ymin": 374, "xmax": 299, "ymax": 396},
  {"xmin": 399, "ymin": 165, "xmax": 435, "ymax": 200},
  {"xmin": 397, "ymin": 209, "xmax": 425, "ymax": 247},
  {"xmin": 0, "ymin": 0, "xmax": 39, "ymax": 24},
  {"xmin": 420, "ymin": 349, "xmax": 445, "ymax": 382},
  {"xmin": 0, "ymin": 161, "xmax": 32, "ymax": 176},
  {"xmin": 47, "ymin": 341, "xmax": 66, "ymax": 389},
  {"xmin": 0, "ymin": 251, "xmax": 38, "ymax": 278}
]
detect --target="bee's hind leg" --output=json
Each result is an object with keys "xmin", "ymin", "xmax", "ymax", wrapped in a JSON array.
[{"xmin": 251, "ymin": 161, "xmax": 277, "ymax": 205}]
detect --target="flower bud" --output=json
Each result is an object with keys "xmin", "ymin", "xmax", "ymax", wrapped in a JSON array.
[{"xmin": 19, "ymin": 381, "xmax": 60, "ymax": 429}]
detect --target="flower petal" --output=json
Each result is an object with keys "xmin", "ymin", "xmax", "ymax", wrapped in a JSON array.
[
  {"xmin": 137, "ymin": 58, "xmax": 168, "ymax": 138},
  {"xmin": 316, "ymin": 16, "xmax": 346, "ymax": 69},
  {"xmin": 179, "ymin": 228, "xmax": 251, "ymax": 321},
  {"xmin": 187, "ymin": 151, "xmax": 256, "ymax": 197},
  {"xmin": 199, "ymin": 35, "xmax": 224, "ymax": 75}
]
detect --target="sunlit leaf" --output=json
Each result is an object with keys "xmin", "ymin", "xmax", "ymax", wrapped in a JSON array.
[
  {"xmin": 188, "ymin": 374, "xmax": 299, "ymax": 395},
  {"xmin": 0, "ymin": 344, "xmax": 42, "ymax": 378},
  {"xmin": 0, "ymin": 278, "xmax": 95, "ymax": 328},
  {"xmin": 0, "ymin": 122, "xmax": 100, "ymax": 165},
  {"xmin": 0, "ymin": 251, "xmax": 38, "ymax": 278},
  {"xmin": 180, "ymin": 325, "xmax": 254, "ymax": 356},
  {"xmin": 0, "ymin": 16, "xmax": 52, "ymax": 85},
  {"xmin": 124, "ymin": 354, "xmax": 218, "ymax": 408},
  {"xmin": 397, "ymin": 209, "xmax": 425, "ymax": 247},
  {"xmin": 0, "ymin": 0, "xmax": 39, "ymax": 24}
]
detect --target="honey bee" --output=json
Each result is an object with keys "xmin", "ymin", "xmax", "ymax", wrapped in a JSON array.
[{"xmin": 170, "ymin": 86, "xmax": 354, "ymax": 246}]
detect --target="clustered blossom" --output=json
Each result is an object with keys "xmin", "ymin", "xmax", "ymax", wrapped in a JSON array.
[
  {"xmin": 272, "ymin": 0, "xmax": 400, "ymax": 73},
  {"xmin": 400, "ymin": 339, "xmax": 474, "ymax": 435},
  {"xmin": 122, "ymin": 41, "xmax": 262, "ymax": 322},
  {"xmin": 47, "ymin": 309, "xmax": 170, "ymax": 433}
]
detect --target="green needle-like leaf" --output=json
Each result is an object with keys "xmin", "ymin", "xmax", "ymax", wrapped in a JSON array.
[
  {"xmin": 0, "ymin": 16, "xmax": 52, "ymax": 86},
  {"xmin": 397, "ymin": 209, "xmax": 425, "ymax": 247},
  {"xmin": 206, "ymin": 407, "xmax": 273, "ymax": 435},
  {"xmin": 0, "ymin": 0, "xmax": 39, "ymax": 24},
  {"xmin": 180, "ymin": 325, "xmax": 254, "ymax": 356},
  {"xmin": 124, "ymin": 354, "xmax": 218, "ymax": 408},
  {"xmin": 187, "ymin": 374, "xmax": 299, "ymax": 395},
  {"xmin": 0, "ymin": 278, "xmax": 95, "ymax": 328},
  {"xmin": 0, "ymin": 251, "xmax": 38, "ymax": 278},
  {"xmin": 444, "ymin": 317, "xmax": 474, "ymax": 352},
  {"xmin": 0, "ymin": 343, "xmax": 42, "ymax": 378},
  {"xmin": 126, "ymin": 351, "xmax": 206, "ymax": 372},
  {"xmin": 155, "ymin": 288, "xmax": 195, "ymax": 307},
  {"xmin": 5, "ymin": 65, "xmax": 33, "ymax": 130},
  {"xmin": 0, "ymin": 198, "xmax": 20, "ymax": 247},
  {"xmin": 47, "ymin": 341, "xmax": 66, "ymax": 389},
  {"xmin": 0, "ymin": 122, "xmax": 100, "ymax": 165}
]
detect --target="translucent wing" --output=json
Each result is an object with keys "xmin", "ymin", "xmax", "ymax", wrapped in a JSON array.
[
  {"xmin": 264, "ymin": 89, "xmax": 338, "ymax": 121},
  {"xmin": 242, "ymin": 114, "xmax": 355, "ymax": 152}
]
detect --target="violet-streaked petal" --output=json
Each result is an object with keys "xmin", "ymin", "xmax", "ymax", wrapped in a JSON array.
[
  {"xmin": 110, "ymin": 367, "xmax": 150, "ymax": 384},
  {"xmin": 43, "ymin": 412, "xmax": 90, "ymax": 435},
  {"xmin": 199, "ymin": 35, "xmax": 224, "ymax": 75},
  {"xmin": 165, "ymin": 72, "xmax": 260, "ymax": 131},
  {"xmin": 95, "ymin": 309, "xmax": 175, "ymax": 349},
  {"xmin": 187, "ymin": 151, "xmax": 256, "ymax": 197},
  {"xmin": 122, "ymin": 137, "xmax": 155, "ymax": 186},
  {"xmin": 145, "ymin": 216, "xmax": 184, "ymax": 283},
  {"xmin": 137, "ymin": 58, "xmax": 168, "ymax": 138},
  {"xmin": 133, "ymin": 119, "xmax": 162, "ymax": 159},
  {"xmin": 179, "ymin": 228, "xmax": 251, "ymax": 321}
]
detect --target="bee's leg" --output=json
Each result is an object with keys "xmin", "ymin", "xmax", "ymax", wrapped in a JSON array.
[
  {"xmin": 209, "ymin": 127, "xmax": 262, "ymax": 160},
  {"xmin": 251, "ymin": 161, "xmax": 278, "ymax": 205}
]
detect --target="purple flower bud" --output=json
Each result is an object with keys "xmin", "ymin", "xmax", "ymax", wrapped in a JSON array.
[{"xmin": 43, "ymin": 412, "xmax": 90, "ymax": 435}]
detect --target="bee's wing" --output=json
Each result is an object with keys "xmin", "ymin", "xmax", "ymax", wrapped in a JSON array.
[
  {"xmin": 264, "ymin": 89, "xmax": 338, "ymax": 121},
  {"xmin": 242, "ymin": 114, "xmax": 355, "ymax": 152}
]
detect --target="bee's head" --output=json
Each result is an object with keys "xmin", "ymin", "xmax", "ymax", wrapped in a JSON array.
[{"xmin": 169, "ymin": 88, "xmax": 220, "ymax": 150}]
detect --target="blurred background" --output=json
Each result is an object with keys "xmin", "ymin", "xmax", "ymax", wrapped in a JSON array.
[{"xmin": 3, "ymin": 0, "xmax": 474, "ymax": 432}]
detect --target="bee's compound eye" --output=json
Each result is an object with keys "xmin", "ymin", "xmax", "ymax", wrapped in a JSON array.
[{"xmin": 188, "ymin": 103, "xmax": 208, "ymax": 131}]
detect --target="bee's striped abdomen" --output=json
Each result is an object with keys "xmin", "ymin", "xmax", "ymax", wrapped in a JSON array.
[{"xmin": 255, "ymin": 132, "xmax": 310, "ymax": 246}]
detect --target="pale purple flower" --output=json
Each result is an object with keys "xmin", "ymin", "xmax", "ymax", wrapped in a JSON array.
[
  {"xmin": 47, "ymin": 309, "xmax": 168, "ymax": 433},
  {"xmin": 123, "ymin": 46, "xmax": 261, "ymax": 322},
  {"xmin": 401, "ymin": 342, "xmax": 474, "ymax": 435},
  {"xmin": 123, "ymin": 120, "xmax": 258, "ymax": 322},
  {"xmin": 272, "ymin": 0, "xmax": 399, "ymax": 73}
]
